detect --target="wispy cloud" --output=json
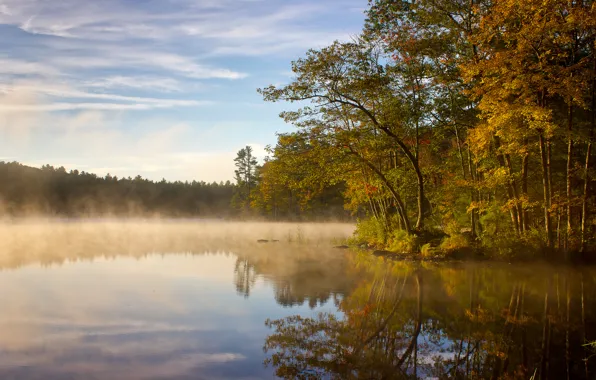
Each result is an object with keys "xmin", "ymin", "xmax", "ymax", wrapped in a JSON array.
[
  {"xmin": 0, "ymin": 82, "xmax": 210, "ymax": 112},
  {"xmin": 22, "ymin": 84, "xmax": 207, "ymax": 106},
  {"xmin": 0, "ymin": 0, "xmax": 364, "ymax": 180},
  {"xmin": 47, "ymin": 50, "xmax": 248, "ymax": 80},
  {"xmin": 84, "ymin": 76, "xmax": 184, "ymax": 93},
  {"xmin": 0, "ymin": 102, "xmax": 205, "ymax": 112},
  {"xmin": 0, "ymin": 58, "xmax": 60, "ymax": 77}
]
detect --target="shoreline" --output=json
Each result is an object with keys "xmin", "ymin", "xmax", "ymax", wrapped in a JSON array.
[{"xmin": 338, "ymin": 244, "xmax": 596, "ymax": 265}]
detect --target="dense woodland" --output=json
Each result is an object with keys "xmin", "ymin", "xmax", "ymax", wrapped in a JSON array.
[
  {"xmin": 0, "ymin": 161, "xmax": 235, "ymax": 217},
  {"xmin": 254, "ymin": 0, "xmax": 596, "ymax": 258},
  {"xmin": 0, "ymin": 160, "xmax": 350, "ymax": 220}
]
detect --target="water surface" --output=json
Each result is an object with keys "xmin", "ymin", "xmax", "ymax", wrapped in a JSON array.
[{"xmin": 0, "ymin": 221, "xmax": 594, "ymax": 379}]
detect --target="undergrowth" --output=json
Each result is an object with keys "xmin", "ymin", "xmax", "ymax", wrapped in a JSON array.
[{"xmin": 350, "ymin": 216, "xmax": 554, "ymax": 261}]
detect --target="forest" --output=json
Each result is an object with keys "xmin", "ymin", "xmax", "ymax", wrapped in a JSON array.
[
  {"xmin": 252, "ymin": 0, "xmax": 596, "ymax": 259},
  {"xmin": 0, "ymin": 161, "xmax": 235, "ymax": 217},
  {"xmin": 0, "ymin": 159, "xmax": 350, "ymax": 220}
]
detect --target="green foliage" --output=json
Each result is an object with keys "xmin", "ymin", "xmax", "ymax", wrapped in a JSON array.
[
  {"xmin": 479, "ymin": 228, "xmax": 547, "ymax": 260},
  {"xmin": 386, "ymin": 229, "xmax": 418, "ymax": 253},
  {"xmin": 420, "ymin": 243, "xmax": 434, "ymax": 258},
  {"xmin": 232, "ymin": 146, "xmax": 259, "ymax": 213},
  {"xmin": 351, "ymin": 217, "xmax": 388, "ymax": 247},
  {"xmin": 250, "ymin": 154, "xmax": 351, "ymax": 221},
  {"xmin": 439, "ymin": 234, "xmax": 470, "ymax": 252}
]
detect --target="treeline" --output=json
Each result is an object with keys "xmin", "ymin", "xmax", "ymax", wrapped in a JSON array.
[
  {"xmin": 0, "ymin": 160, "xmax": 352, "ymax": 220},
  {"xmin": 0, "ymin": 161, "xmax": 235, "ymax": 217},
  {"xmin": 258, "ymin": 0, "xmax": 596, "ymax": 257}
]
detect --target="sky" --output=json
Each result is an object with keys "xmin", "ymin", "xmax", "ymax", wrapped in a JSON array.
[{"xmin": 0, "ymin": 0, "xmax": 366, "ymax": 182}]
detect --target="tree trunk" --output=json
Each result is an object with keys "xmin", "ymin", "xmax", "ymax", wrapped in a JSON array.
[
  {"xmin": 368, "ymin": 196, "xmax": 380, "ymax": 220},
  {"xmin": 521, "ymin": 139, "xmax": 530, "ymax": 232},
  {"xmin": 455, "ymin": 125, "xmax": 467, "ymax": 180},
  {"xmin": 348, "ymin": 148, "xmax": 412, "ymax": 233},
  {"xmin": 582, "ymin": 138, "xmax": 593, "ymax": 252},
  {"xmin": 557, "ymin": 211, "xmax": 563, "ymax": 251},
  {"xmin": 456, "ymin": 126, "xmax": 478, "ymax": 238},
  {"xmin": 376, "ymin": 126, "xmax": 427, "ymax": 231},
  {"xmin": 582, "ymin": 49, "xmax": 595, "ymax": 253},
  {"xmin": 539, "ymin": 133, "xmax": 554, "ymax": 250},
  {"xmin": 414, "ymin": 165, "xmax": 425, "ymax": 232},
  {"xmin": 397, "ymin": 273, "xmax": 422, "ymax": 368},
  {"xmin": 505, "ymin": 153, "xmax": 523, "ymax": 233},
  {"xmin": 469, "ymin": 147, "xmax": 482, "ymax": 235},
  {"xmin": 548, "ymin": 139, "xmax": 554, "ymax": 234},
  {"xmin": 494, "ymin": 136, "xmax": 521, "ymax": 233}
]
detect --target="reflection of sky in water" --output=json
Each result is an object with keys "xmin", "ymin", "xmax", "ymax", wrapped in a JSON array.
[{"xmin": 0, "ymin": 253, "xmax": 341, "ymax": 379}]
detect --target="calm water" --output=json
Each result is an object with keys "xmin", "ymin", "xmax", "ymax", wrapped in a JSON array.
[{"xmin": 0, "ymin": 221, "xmax": 595, "ymax": 379}]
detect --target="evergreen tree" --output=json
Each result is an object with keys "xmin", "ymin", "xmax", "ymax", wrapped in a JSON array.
[{"xmin": 232, "ymin": 146, "xmax": 259, "ymax": 213}]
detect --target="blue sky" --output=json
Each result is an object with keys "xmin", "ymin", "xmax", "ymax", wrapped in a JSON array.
[{"xmin": 0, "ymin": 0, "xmax": 365, "ymax": 182}]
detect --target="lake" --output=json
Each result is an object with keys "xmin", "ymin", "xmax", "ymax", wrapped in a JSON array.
[{"xmin": 0, "ymin": 221, "xmax": 594, "ymax": 379}]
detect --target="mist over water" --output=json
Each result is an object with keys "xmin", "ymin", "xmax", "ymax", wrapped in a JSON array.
[
  {"xmin": 0, "ymin": 220, "xmax": 355, "ymax": 269},
  {"xmin": 0, "ymin": 219, "xmax": 358, "ymax": 379},
  {"xmin": 0, "ymin": 220, "xmax": 594, "ymax": 379}
]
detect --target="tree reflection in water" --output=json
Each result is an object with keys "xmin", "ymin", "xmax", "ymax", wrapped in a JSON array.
[
  {"xmin": 234, "ymin": 249, "xmax": 357, "ymax": 308},
  {"xmin": 234, "ymin": 257, "xmax": 257, "ymax": 298},
  {"xmin": 263, "ymin": 257, "xmax": 596, "ymax": 379}
]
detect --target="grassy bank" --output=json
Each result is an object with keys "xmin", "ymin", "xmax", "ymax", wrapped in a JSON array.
[{"xmin": 346, "ymin": 217, "xmax": 594, "ymax": 263}]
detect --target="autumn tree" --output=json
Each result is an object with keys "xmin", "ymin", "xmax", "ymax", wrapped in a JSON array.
[
  {"xmin": 464, "ymin": 0, "xmax": 596, "ymax": 252},
  {"xmin": 256, "ymin": 0, "xmax": 596, "ymax": 256},
  {"xmin": 260, "ymin": 39, "xmax": 432, "ymax": 233}
]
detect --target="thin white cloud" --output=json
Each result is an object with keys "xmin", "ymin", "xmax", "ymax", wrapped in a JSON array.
[
  {"xmin": 13, "ymin": 84, "xmax": 207, "ymax": 105},
  {"xmin": 209, "ymin": 31, "xmax": 355, "ymax": 57},
  {"xmin": 49, "ymin": 50, "xmax": 247, "ymax": 80},
  {"xmin": 1, "ymin": 0, "xmax": 360, "ymax": 55},
  {"xmin": 0, "ymin": 4, "xmax": 12, "ymax": 16},
  {"xmin": 0, "ymin": 58, "xmax": 60, "ymax": 77},
  {"xmin": 0, "ymin": 102, "xmax": 206, "ymax": 112},
  {"xmin": 0, "ymin": 82, "xmax": 210, "ymax": 112},
  {"xmin": 84, "ymin": 76, "xmax": 184, "ymax": 93},
  {"xmin": 140, "ymin": 52, "xmax": 247, "ymax": 79}
]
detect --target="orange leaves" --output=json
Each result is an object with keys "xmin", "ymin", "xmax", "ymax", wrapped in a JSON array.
[{"xmin": 364, "ymin": 183, "xmax": 379, "ymax": 196}]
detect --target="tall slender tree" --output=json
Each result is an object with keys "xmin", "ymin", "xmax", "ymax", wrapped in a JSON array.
[{"xmin": 232, "ymin": 146, "xmax": 259, "ymax": 213}]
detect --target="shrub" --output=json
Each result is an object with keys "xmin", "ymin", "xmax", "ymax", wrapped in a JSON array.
[
  {"xmin": 351, "ymin": 216, "xmax": 391, "ymax": 247},
  {"xmin": 479, "ymin": 227, "xmax": 545, "ymax": 260},
  {"xmin": 440, "ymin": 234, "xmax": 470, "ymax": 252},
  {"xmin": 386, "ymin": 229, "xmax": 418, "ymax": 253},
  {"xmin": 420, "ymin": 243, "xmax": 434, "ymax": 258}
]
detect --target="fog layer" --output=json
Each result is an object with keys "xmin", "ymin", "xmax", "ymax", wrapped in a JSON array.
[{"xmin": 0, "ymin": 219, "xmax": 355, "ymax": 269}]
